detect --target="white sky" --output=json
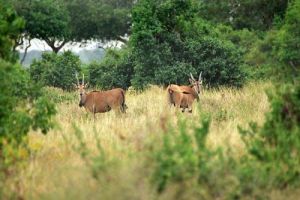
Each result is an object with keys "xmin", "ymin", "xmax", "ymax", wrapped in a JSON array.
[{"xmin": 17, "ymin": 39, "xmax": 123, "ymax": 53}]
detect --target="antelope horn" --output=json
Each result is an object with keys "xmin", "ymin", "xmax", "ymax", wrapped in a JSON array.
[
  {"xmin": 199, "ymin": 72, "xmax": 202, "ymax": 81},
  {"xmin": 190, "ymin": 73, "xmax": 195, "ymax": 81},
  {"xmin": 82, "ymin": 73, "xmax": 84, "ymax": 85},
  {"xmin": 75, "ymin": 73, "xmax": 79, "ymax": 85}
]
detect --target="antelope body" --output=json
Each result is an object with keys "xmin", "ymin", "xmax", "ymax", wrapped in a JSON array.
[
  {"xmin": 79, "ymin": 88, "xmax": 127, "ymax": 113},
  {"xmin": 167, "ymin": 72, "xmax": 203, "ymax": 113},
  {"xmin": 75, "ymin": 74, "xmax": 127, "ymax": 118}
]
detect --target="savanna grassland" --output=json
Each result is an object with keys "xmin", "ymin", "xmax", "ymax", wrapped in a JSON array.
[
  {"xmin": 2, "ymin": 0, "xmax": 300, "ymax": 199},
  {"xmin": 14, "ymin": 82, "xmax": 272, "ymax": 200}
]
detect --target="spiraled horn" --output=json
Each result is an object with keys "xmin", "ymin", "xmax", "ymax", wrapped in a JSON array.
[
  {"xmin": 199, "ymin": 72, "xmax": 202, "ymax": 81},
  {"xmin": 82, "ymin": 73, "xmax": 84, "ymax": 85},
  {"xmin": 190, "ymin": 72, "xmax": 195, "ymax": 81},
  {"xmin": 75, "ymin": 72, "xmax": 79, "ymax": 85}
]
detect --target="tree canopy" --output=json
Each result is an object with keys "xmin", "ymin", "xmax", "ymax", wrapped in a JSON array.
[
  {"xmin": 11, "ymin": 0, "xmax": 133, "ymax": 53},
  {"xmin": 199, "ymin": 0, "xmax": 288, "ymax": 31}
]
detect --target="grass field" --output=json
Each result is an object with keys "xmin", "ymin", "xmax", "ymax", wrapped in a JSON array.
[{"xmin": 15, "ymin": 82, "xmax": 274, "ymax": 199}]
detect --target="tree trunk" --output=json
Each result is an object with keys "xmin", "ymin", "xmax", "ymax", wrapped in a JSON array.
[
  {"xmin": 45, "ymin": 39, "xmax": 66, "ymax": 54},
  {"xmin": 20, "ymin": 39, "xmax": 31, "ymax": 65}
]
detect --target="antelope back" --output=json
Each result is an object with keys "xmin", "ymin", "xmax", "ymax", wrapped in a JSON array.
[{"xmin": 167, "ymin": 84, "xmax": 184, "ymax": 106}]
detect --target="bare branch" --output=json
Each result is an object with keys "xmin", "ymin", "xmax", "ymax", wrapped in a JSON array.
[{"xmin": 21, "ymin": 39, "xmax": 32, "ymax": 65}]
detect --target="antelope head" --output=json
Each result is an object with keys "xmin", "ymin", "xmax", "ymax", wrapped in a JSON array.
[
  {"xmin": 74, "ymin": 73, "xmax": 88, "ymax": 107},
  {"xmin": 189, "ymin": 72, "xmax": 203, "ymax": 95}
]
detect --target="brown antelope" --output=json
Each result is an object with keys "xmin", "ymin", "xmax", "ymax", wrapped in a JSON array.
[
  {"xmin": 74, "ymin": 74, "xmax": 127, "ymax": 119},
  {"xmin": 167, "ymin": 72, "xmax": 203, "ymax": 113}
]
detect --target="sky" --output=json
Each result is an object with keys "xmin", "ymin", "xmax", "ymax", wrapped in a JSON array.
[{"xmin": 17, "ymin": 39, "xmax": 122, "ymax": 53}]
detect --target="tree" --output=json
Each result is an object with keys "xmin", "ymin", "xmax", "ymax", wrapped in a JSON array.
[
  {"xmin": 0, "ymin": 2, "xmax": 56, "ymax": 198},
  {"xmin": 275, "ymin": 0, "xmax": 300, "ymax": 71},
  {"xmin": 0, "ymin": 2, "xmax": 25, "ymax": 62},
  {"xmin": 12, "ymin": 0, "xmax": 71, "ymax": 53},
  {"xmin": 130, "ymin": 0, "xmax": 244, "ymax": 89},
  {"xmin": 88, "ymin": 48, "xmax": 134, "ymax": 90},
  {"xmin": 30, "ymin": 51, "xmax": 82, "ymax": 90},
  {"xmin": 0, "ymin": 0, "xmax": 56, "ymax": 150},
  {"xmin": 12, "ymin": 0, "xmax": 133, "ymax": 54},
  {"xmin": 199, "ymin": 0, "xmax": 288, "ymax": 31},
  {"xmin": 67, "ymin": 0, "xmax": 133, "ymax": 43}
]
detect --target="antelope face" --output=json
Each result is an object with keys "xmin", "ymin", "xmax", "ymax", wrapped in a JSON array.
[
  {"xmin": 75, "ymin": 74, "xmax": 88, "ymax": 107},
  {"xmin": 189, "ymin": 72, "xmax": 203, "ymax": 95},
  {"xmin": 74, "ymin": 84, "xmax": 87, "ymax": 107},
  {"xmin": 189, "ymin": 79, "xmax": 202, "ymax": 94}
]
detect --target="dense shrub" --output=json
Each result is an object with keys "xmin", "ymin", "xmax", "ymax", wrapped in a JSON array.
[
  {"xmin": 30, "ymin": 51, "xmax": 82, "ymax": 90},
  {"xmin": 239, "ymin": 80, "xmax": 300, "ymax": 188},
  {"xmin": 130, "ymin": 0, "xmax": 245, "ymax": 90},
  {"xmin": 183, "ymin": 37, "xmax": 244, "ymax": 87},
  {"xmin": 0, "ymin": 2, "xmax": 25, "ymax": 62},
  {"xmin": 88, "ymin": 48, "xmax": 133, "ymax": 90},
  {"xmin": 0, "ymin": 59, "xmax": 56, "ymax": 199},
  {"xmin": 1, "ymin": 3, "xmax": 56, "ymax": 198},
  {"xmin": 242, "ymin": 0, "xmax": 300, "ymax": 81},
  {"xmin": 152, "ymin": 115, "xmax": 211, "ymax": 192},
  {"xmin": 0, "ymin": 60, "xmax": 56, "ymax": 143},
  {"xmin": 274, "ymin": 0, "xmax": 300, "ymax": 70}
]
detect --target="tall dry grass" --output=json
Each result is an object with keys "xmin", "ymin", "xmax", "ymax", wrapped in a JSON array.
[{"xmin": 20, "ymin": 81, "xmax": 272, "ymax": 199}]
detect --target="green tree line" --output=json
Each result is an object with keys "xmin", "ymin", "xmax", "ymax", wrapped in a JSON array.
[{"xmin": 26, "ymin": 0, "xmax": 299, "ymax": 90}]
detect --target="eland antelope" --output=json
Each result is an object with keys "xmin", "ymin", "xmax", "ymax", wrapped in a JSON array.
[
  {"xmin": 167, "ymin": 72, "xmax": 203, "ymax": 113},
  {"xmin": 74, "ymin": 74, "xmax": 127, "ymax": 119}
]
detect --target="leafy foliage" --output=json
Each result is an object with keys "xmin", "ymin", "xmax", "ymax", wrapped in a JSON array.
[
  {"xmin": 12, "ymin": 0, "xmax": 133, "ymax": 53},
  {"xmin": 30, "ymin": 51, "xmax": 82, "ymax": 90},
  {"xmin": 0, "ymin": 3, "xmax": 56, "ymax": 198},
  {"xmin": 130, "ymin": 0, "xmax": 245, "ymax": 89},
  {"xmin": 199, "ymin": 0, "xmax": 288, "ymax": 31},
  {"xmin": 239, "ymin": 81, "xmax": 300, "ymax": 188},
  {"xmin": 0, "ymin": 0, "xmax": 56, "ymax": 145},
  {"xmin": 12, "ymin": 0, "xmax": 71, "ymax": 53},
  {"xmin": 0, "ymin": 1, "xmax": 24, "ymax": 62},
  {"xmin": 152, "ymin": 115, "xmax": 211, "ymax": 192},
  {"xmin": 67, "ymin": 0, "xmax": 133, "ymax": 42},
  {"xmin": 241, "ymin": 0, "xmax": 300, "ymax": 81},
  {"xmin": 88, "ymin": 48, "xmax": 134, "ymax": 90},
  {"xmin": 274, "ymin": 0, "xmax": 300, "ymax": 69}
]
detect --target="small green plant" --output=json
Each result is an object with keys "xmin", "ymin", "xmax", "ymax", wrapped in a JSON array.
[{"xmin": 152, "ymin": 115, "xmax": 211, "ymax": 192}]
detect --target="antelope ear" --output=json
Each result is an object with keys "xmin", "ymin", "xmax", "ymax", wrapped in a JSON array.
[
  {"xmin": 189, "ymin": 78, "xmax": 193, "ymax": 84},
  {"xmin": 84, "ymin": 83, "xmax": 89, "ymax": 88}
]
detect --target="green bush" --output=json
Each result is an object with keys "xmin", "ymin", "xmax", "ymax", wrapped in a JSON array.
[
  {"xmin": 30, "ymin": 51, "xmax": 82, "ymax": 90},
  {"xmin": 0, "ymin": 57, "xmax": 56, "ymax": 200},
  {"xmin": 88, "ymin": 48, "xmax": 133, "ymax": 90},
  {"xmin": 274, "ymin": 0, "xmax": 300, "ymax": 69},
  {"xmin": 0, "ymin": 1, "xmax": 25, "ymax": 62},
  {"xmin": 183, "ymin": 37, "xmax": 245, "ymax": 87},
  {"xmin": 130, "ymin": 0, "xmax": 245, "ymax": 89},
  {"xmin": 239, "ymin": 81, "xmax": 300, "ymax": 188},
  {"xmin": 0, "ymin": 60, "xmax": 55, "ymax": 143},
  {"xmin": 152, "ymin": 115, "xmax": 211, "ymax": 192},
  {"xmin": 243, "ymin": 0, "xmax": 300, "ymax": 82},
  {"xmin": 1, "ymin": 3, "xmax": 56, "ymax": 198}
]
